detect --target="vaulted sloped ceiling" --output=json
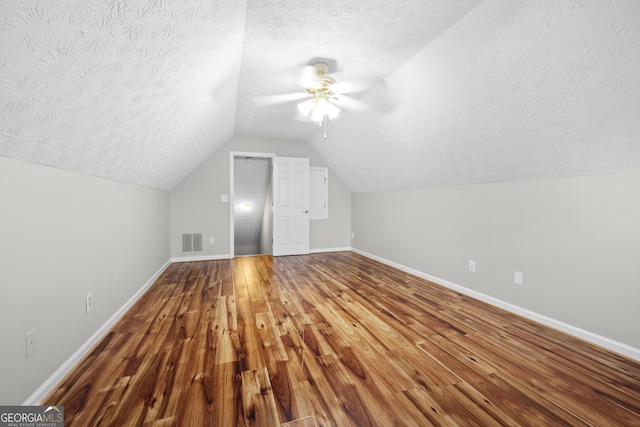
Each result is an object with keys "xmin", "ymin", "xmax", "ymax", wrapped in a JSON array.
[
  {"xmin": 1, "ymin": 1, "xmax": 639, "ymax": 192},
  {"xmin": 308, "ymin": 1, "xmax": 640, "ymax": 192}
]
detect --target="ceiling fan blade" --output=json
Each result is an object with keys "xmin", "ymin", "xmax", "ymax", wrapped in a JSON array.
[
  {"xmin": 333, "ymin": 76, "xmax": 396, "ymax": 114},
  {"xmin": 329, "ymin": 75, "xmax": 385, "ymax": 94},
  {"xmin": 252, "ymin": 92, "xmax": 309, "ymax": 107},
  {"xmin": 332, "ymin": 94, "xmax": 372, "ymax": 112},
  {"xmin": 365, "ymin": 86, "xmax": 397, "ymax": 114},
  {"xmin": 299, "ymin": 65, "xmax": 320, "ymax": 89}
]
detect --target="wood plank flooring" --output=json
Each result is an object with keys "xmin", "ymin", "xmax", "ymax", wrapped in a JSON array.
[{"xmin": 45, "ymin": 252, "xmax": 640, "ymax": 426}]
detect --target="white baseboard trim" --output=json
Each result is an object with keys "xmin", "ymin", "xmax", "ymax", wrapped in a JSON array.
[
  {"xmin": 352, "ymin": 248, "xmax": 640, "ymax": 362},
  {"xmin": 310, "ymin": 246, "xmax": 352, "ymax": 254},
  {"xmin": 171, "ymin": 254, "xmax": 231, "ymax": 262},
  {"xmin": 23, "ymin": 259, "xmax": 173, "ymax": 405},
  {"xmin": 173, "ymin": 250, "xmax": 352, "ymax": 260}
]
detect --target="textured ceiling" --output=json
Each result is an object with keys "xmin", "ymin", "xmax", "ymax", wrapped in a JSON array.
[
  {"xmin": 308, "ymin": 0, "xmax": 640, "ymax": 191},
  {"xmin": 2, "ymin": 0, "xmax": 640, "ymax": 192},
  {"xmin": 0, "ymin": 0, "xmax": 246, "ymax": 190}
]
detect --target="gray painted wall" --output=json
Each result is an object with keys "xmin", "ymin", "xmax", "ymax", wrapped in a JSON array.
[
  {"xmin": 8, "ymin": 134, "xmax": 634, "ymax": 404},
  {"xmin": 352, "ymin": 172, "xmax": 640, "ymax": 350},
  {"xmin": 0, "ymin": 156, "xmax": 170, "ymax": 404},
  {"xmin": 170, "ymin": 136, "xmax": 351, "ymax": 259}
]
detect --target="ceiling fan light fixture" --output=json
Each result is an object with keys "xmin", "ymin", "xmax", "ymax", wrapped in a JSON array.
[
  {"xmin": 313, "ymin": 98, "xmax": 330, "ymax": 121},
  {"xmin": 298, "ymin": 99, "xmax": 315, "ymax": 116},
  {"xmin": 301, "ymin": 96, "xmax": 341, "ymax": 122},
  {"xmin": 310, "ymin": 107, "xmax": 325, "ymax": 122},
  {"xmin": 326, "ymin": 101, "xmax": 341, "ymax": 119}
]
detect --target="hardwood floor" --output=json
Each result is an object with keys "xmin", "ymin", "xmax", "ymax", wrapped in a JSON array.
[{"xmin": 45, "ymin": 252, "xmax": 640, "ymax": 426}]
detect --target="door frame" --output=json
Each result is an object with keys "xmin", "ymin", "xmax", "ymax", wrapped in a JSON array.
[{"xmin": 229, "ymin": 151, "xmax": 275, "ymax": 258}]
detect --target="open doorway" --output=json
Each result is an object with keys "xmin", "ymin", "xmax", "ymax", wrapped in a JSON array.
[{"xmin": 231, "ymin": 153, "xmax": 274, "ymax": 257}]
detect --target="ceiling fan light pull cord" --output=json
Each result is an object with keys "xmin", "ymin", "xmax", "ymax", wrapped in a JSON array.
[{"xmin": 324, "ymin": 115, "xmax": 327, "ymax": 139}]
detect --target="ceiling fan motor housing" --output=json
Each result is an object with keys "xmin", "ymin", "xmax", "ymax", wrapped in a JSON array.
[
  {"xmin": 308, "ymin": 62, "xmax": 336, "ymax": 98},
  {"xmin": 313, "ymin": 61, "xmax": 329, "ymax": 76}
]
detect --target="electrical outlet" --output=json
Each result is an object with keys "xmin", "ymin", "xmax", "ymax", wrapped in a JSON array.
[
  {"xmin": 514, "ymin": 271, "xmax": 524, "ymax": 286},
  {"xmin": 86, "ymin": 293, "xmax": 94, "ymax": 313},
  {"xmin": 351, "ymin": 232, "xmax": 355, "ymax": 239},
  {"xmin": 114, "ymin": 276, "xmax": 119, "ymax": 290},
  {"xmin": 209, "ymin": 237, "xmax": 215, "ymax": 245},
  {"xmin": 25, "ymin": 329, "xmax": 36, "ymax": 357},
  {"xmin": 468, "ymin": 260, "xmax": 476, "ymax": 273},
  {"xmin": 221, "ymin": 194, "xmax": 229, "ymax": 202}
]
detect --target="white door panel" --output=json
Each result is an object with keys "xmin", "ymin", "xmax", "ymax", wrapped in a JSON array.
[{"xmin": 273, "ymin": 157, "xmax": 309, "ymax": 256}]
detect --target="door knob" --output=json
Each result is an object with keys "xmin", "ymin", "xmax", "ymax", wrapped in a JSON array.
[{"xmin": 303, "ymin": 210, "xmax": 309, "ymax": 213}]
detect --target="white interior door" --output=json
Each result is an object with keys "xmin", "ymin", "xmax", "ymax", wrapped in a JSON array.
[{"xmin": 272, "ymin": 156, "xmax": 310, "ymax": 256}]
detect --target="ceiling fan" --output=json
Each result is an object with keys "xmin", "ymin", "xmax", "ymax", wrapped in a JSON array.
[{"xmin": 253, "ymin": 61, "xmax": 386, "ymax": 126}]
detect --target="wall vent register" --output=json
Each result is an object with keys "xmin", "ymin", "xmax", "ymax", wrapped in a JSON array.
[{"xmin": 182, "ymin": 233, "xmax": 203, "ymax": 253}]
